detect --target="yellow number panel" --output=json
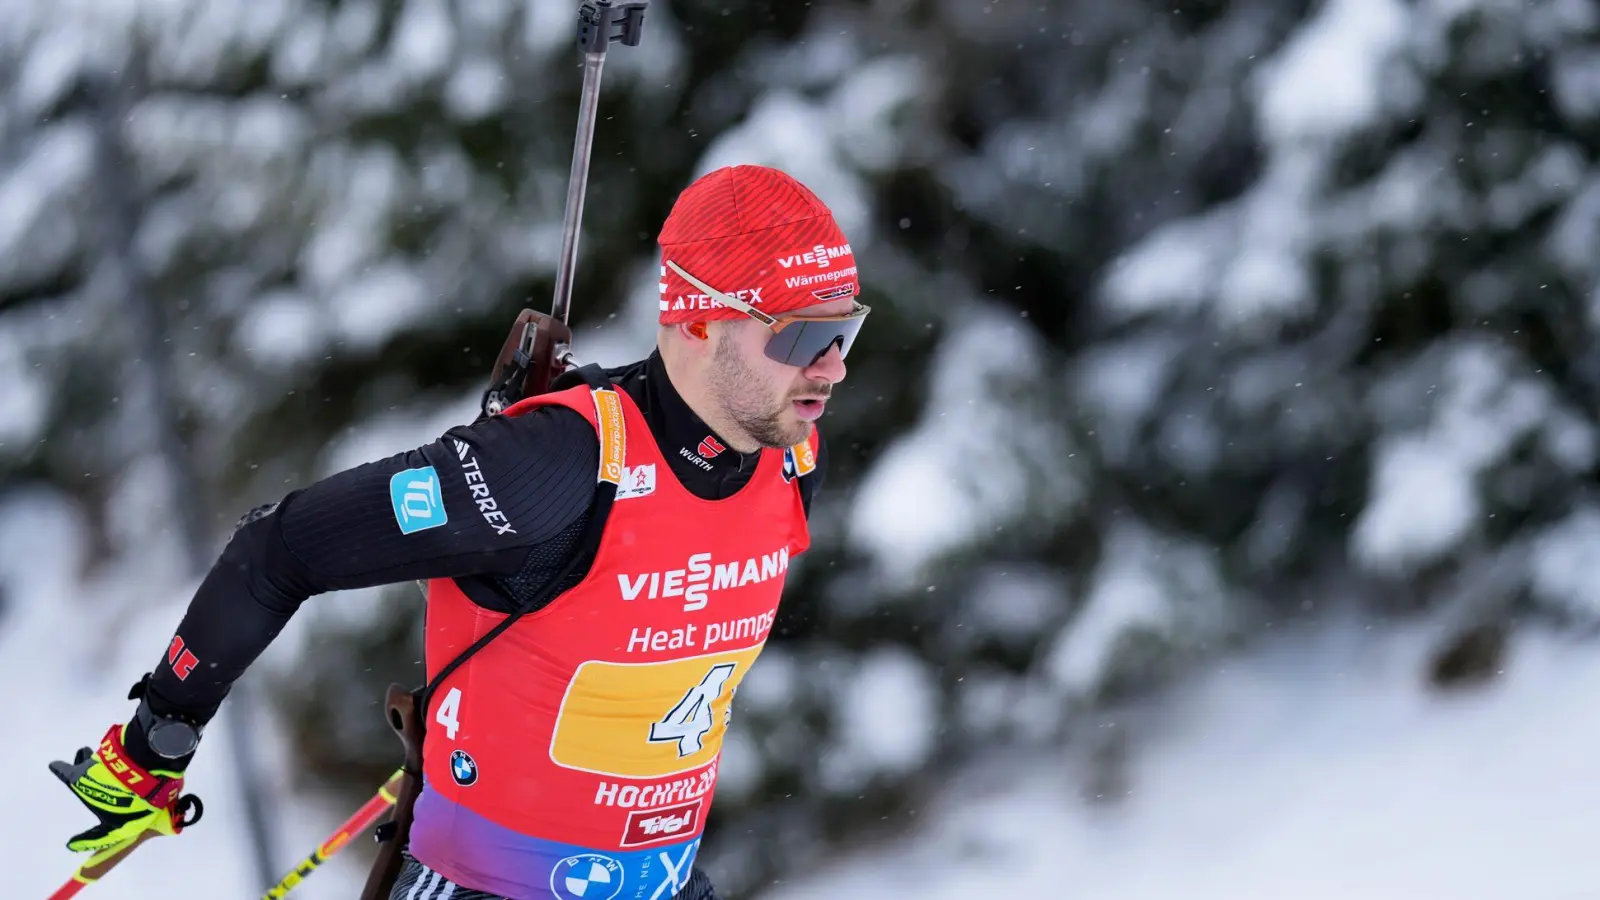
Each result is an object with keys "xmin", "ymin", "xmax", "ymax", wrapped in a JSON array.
[{"xmin": 549, "ymin": 646, "xmax": 764, "ymax": 778}]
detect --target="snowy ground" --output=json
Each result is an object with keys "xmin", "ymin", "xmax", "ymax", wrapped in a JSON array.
[
  {"xmin": 767, "ymin": 618, "xmax": 1600, "ymax": 900},
  {"xmin": 12, "ymin": 479, "xmax": 1600, "ymax": 899}
]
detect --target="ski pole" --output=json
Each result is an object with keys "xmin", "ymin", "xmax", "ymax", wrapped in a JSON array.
[
  {"xmin": 47, "ymin": 792, "xmax": 203, "ymax": 900},
  {"xmin": 46, "ymin": 769, "xmax": 399, "ymax": 900},
  {"xmin": 47, "ymin": 831, "xmax": 163, "ymax": 900},
  {"xmin": 260, "ymin": 768, "xmax": 407, "ymax": 899}
]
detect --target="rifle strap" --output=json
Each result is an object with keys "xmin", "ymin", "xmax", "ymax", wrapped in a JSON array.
[
  {"xmin": 370, "ymin": 364, "xmax": 620, "ymax": 877},
  {"xmin": 419, "ymin": 363, "xmax": 619, "ymax": 716}
]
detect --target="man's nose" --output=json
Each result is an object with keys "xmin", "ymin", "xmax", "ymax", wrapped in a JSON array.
[{"xmin": 802, "ymin": 342, "xmax": 847, "ymax": 385}]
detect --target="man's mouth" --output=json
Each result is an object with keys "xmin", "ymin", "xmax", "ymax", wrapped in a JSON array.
[{"xmin": 793, "ymin": 397, "xmax": 827, "ymax": 421}]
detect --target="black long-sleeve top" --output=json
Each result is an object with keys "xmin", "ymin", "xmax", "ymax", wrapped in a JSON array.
[{"xmin": 126, "ymin": 351, "xmax": 825, "ymax": 769}]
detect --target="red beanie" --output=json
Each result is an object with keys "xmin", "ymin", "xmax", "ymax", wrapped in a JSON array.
[{"xmin": 657, "ymin": 165, "xmax": 858, "ymax": 324}]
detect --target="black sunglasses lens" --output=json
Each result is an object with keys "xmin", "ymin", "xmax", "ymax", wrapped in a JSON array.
[{"xmin": 764, "ymin": 316, "xmax": 865, "ymax": 366}]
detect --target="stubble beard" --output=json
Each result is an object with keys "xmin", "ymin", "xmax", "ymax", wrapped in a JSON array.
[{"xmin": 709, "ymin": 334, "xmax": 812, "ymax": 449}]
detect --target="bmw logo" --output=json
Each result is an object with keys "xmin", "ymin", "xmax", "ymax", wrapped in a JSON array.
[
  {"xmin": 449, "ymin": 749, "xmax": 478, "ymax": 786},
  {"xmin": 550, "ymin": 853, "xmax": 624, "ymax": 900}
]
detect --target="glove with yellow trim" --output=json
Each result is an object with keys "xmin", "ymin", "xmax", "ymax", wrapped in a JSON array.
[{"xmin": 50, "ymin": 720, "xmax": 204, "ymax": 855}]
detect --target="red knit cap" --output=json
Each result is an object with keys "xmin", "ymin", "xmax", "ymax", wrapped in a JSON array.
[{"xmin": 658, "ymin": 165, "xmax": 858, "ymax": 324}]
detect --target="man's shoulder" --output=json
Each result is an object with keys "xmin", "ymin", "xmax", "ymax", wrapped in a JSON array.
[
  {"xmin": 602, "ymin": 355, "xmax": 652, "ymax": 381},
  {"xmin": 603, "ymin": 356, "xmax": 653, "ymax": 400},
  {"xmin": 450, "ymin": 398, "xmax": 599, "ymax": 460}
]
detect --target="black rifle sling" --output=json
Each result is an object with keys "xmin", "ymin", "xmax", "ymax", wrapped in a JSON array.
[{"xmin": 417, "ymin": 363, "xmax": 620, "ymax": 718}]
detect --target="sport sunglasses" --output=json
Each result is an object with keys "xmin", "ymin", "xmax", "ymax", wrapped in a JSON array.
[{"xmin": 666, "ymin": 260, "xmax": 870, "ymax": 367}]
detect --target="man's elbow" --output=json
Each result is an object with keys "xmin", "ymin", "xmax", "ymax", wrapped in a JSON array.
[{"xmin": 219, "ymin": 497, "xmax": 322, "ymax": 616}]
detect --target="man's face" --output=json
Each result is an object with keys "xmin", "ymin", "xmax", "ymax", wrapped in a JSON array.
[{"xmin": 706, "ymin": 298, "xmax": 855, "ymax": 449}]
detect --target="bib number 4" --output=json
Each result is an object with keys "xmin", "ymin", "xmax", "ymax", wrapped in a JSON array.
[
  {"xmin": 436, "ymin": 686, "xmax": 463, "ymax": 740},
  {"xmin": 648, "ymin": 663, "xmax": 736, "ymax": 757},
  {"xmin": 549, "ymin": 647, "xmax": 762, "ymax": 777}
]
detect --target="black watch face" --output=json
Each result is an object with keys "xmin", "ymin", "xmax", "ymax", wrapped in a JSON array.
[{"xmin": 148, "ymin": 720, "xmax": 199, "ymax": 758}]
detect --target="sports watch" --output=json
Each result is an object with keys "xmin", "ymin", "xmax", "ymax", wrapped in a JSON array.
[{"xmin": 135, "ymin": 702, "xmax": 204, "ymax": 759}]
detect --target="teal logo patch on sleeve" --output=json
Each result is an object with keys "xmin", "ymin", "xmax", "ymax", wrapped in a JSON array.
[{"xmin": 390, "ymin": 466, "xmax": 447, "ymax": 534}]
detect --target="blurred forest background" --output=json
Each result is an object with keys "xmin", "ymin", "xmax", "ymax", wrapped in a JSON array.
[{"xmin": 4, "ymin": 0, "xmax": 1600, "ymax": 896}]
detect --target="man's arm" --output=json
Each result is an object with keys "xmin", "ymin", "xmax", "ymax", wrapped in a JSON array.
[{"xmin": 128, "ymin": 405, "xmax": 599, "ymax": 767}]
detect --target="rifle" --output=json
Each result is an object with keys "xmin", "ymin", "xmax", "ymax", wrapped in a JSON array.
[{"xmin": 358, "ymin": 4, "xmax": 649, "ymax": 898}]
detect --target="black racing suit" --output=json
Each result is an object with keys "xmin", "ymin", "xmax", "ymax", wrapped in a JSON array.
[{"xmin": 122, "ymin": 350, "xmax": 825, "ymax": 900}]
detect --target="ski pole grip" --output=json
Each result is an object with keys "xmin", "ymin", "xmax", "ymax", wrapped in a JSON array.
[{"xmin": 578, "ymin": 0, "xmax": 649, "ymax": 53}]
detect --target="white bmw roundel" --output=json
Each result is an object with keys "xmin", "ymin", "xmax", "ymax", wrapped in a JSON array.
[{"xmin": 450, "ymin": 749, "xmax": 478, "ymax": 786}]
